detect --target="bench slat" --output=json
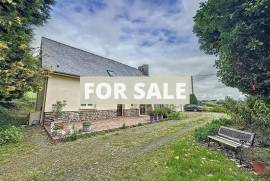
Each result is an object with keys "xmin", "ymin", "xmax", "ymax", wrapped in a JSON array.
[{"xmin": 208, "ymin": 135, "xmax": 241, "ymax": 148}]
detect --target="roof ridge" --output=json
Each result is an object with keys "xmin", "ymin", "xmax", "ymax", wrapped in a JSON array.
[{"xmin": 41, "ymin": 37, "xmax": 141, "ymax": 72}]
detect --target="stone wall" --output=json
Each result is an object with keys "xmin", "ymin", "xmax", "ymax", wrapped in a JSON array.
[
  {"xmin": 44, "ymin": 111, "xmax": 80, "ymax": 125},
  {"xmin": 123, "ymin": 109, "xmax": 139, "ymax": 117},
  {"xmin": 79, "ymin": 110, "xmax": 117, "ymax": 121},
  {"xmin": 43, "ymin": 109, "xmax": 139, "ymax": 124}
]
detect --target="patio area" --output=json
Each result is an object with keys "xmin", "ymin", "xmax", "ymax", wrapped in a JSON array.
[
  {"xmin": 44, "ymin": 115, "xmax": 149, "ymax": 142},
  {"xmin": 90, "ymin": 115, "xmax": 149, "ymax": 131}
]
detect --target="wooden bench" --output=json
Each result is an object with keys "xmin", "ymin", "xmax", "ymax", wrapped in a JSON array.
[{"xmin": 208, "ymin": 126, "xmax": 256, "ymax": 164}]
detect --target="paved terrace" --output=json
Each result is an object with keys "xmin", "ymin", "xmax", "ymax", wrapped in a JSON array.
[{"xmin": 44, "ymin": 116, "xmax": 149, "ymax": 141}]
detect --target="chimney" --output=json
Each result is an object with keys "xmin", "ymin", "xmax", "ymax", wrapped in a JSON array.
[{"xmin": 138, "ymin": 64, "xmax": 149, "ymax": 76}]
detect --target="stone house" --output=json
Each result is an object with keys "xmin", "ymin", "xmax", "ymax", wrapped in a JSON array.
[{"xmin": 35, "ymin": 37, "xmax": 151, "ymax": 125}]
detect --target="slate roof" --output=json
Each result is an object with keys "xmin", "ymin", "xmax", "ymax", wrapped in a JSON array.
[{"xmin": 41, "ymin": 37, "xmax": 143, "ymax": 77}]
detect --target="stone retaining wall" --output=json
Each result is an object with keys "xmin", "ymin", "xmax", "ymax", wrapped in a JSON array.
[
  {"xmin": 123, "ymin": 109, "xmax": 139, "ymax": 117},
  {"xmin": 43, "ymin": 109, "xmax": 139, "ymax": 124},
  {"xmin": 79, "ymin": 110, "xmax": 117, "ymax": 121}
]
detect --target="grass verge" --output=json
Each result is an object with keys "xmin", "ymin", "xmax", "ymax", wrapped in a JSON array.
[{"xmin": 165, "ymin": 135, "xmax": 257, "ymax": 181}]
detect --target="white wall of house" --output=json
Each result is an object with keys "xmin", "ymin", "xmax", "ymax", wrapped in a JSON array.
[
  {"xmin": 44, "ymin": 74, "xmax": 139, "ymax": 112},
  {"xmin": 45, "ymin": 74, "xmax": 81, "ymax": 112}
]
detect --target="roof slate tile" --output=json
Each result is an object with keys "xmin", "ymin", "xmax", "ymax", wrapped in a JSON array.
[{"xmin": 41, "ymin": 37, "xmax": 143, "ymax": 77}]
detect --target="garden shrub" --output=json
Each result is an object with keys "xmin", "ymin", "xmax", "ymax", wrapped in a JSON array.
[
  {"xmin": 256, "ymin": 129, "xmax": 270, "ymax": 147},
  {"xmin": 167, "ymin": 111, "xmax": 182, "ymax": 120},
  {"xmin": 0, "ymin": 125, "xmax": 23, "ymax": 145},
  {"xmin": 224, "ymin": 96, "xmax": 270, "ymax": 129},
  {"xmin": 224, "ymin": 96, "xmax": 270, "ymax": 147},
  {"xmin": 202, "ymin": 103, "xmax": 226, "ymax": 113},
  {"xmin": 160, "ymin": 107, "xmax": 172, "ymax": 118},
  {"xmin": 0, "ymin": 93, "xmax": 36, "ymax": 126},
  {"xmin": 63, "ymin": 133, "xmax": 78, "ymax": 142},
  {"xmin": 0, "ymin": 106, "xmax": 28, "ymax": 126},
  {"xmin": 153, "ymin": 108, "xmax": 172, "ymax": 118},
  {"xmin": 194, "ymin": 117, "xmax": 233, "ymax": 142}
]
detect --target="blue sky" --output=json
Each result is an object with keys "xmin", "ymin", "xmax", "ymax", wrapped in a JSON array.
[{"xmin": 33, "ymin": 0, "xmax": 243, "ymax": 100}]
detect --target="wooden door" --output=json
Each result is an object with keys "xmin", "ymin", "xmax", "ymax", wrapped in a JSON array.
[
  {"xmin": 140, "ymin": 104, "xmax": 146, "ymax": 115},
  {"xmin": 117, "ymin": 104, "xmax": 123, "ymax": 116}
]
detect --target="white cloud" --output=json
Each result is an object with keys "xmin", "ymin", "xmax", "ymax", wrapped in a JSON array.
[{"xmin": 33, "ymin": 0, "xmax": 242, "ymax": 100}]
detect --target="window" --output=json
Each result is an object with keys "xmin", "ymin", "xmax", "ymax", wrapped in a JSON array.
[
  {"xmin": 80, "ymin": 104, "xmax": 96, "ymax": 109},
  {"xmin": 107, "ymin": 70, "xmax": 116, "ymax": 77}
]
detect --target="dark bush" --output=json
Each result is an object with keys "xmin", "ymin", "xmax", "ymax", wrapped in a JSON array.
[
  {"xmin": 224, "ymin": 96, "xmax": 270, "ymax": 147},
  {"xmin": 256, "ymin": 130, "xmax": 270, "ymax": 147},
  {"xmin": 194, "ymin": 117, "xmax": 233, "ymax": 142},
  {"xmin": 0, "ymin": 106, "xmax": 28, "ymax": 126},
  {"xmin": 224, "ymin": 96, "xmax": 270, "ymax": 129},
  {"xmin": 0, "ymin": 125, "xmax": 23, "ymax": 145}
]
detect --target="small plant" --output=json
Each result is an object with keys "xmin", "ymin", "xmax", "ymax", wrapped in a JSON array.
[
  {"xmin": 153, "ymin": 109, "xmax": 161, "ymax": 115},
  {"xmin": 121, "ymin": 123, "xmax": 127, "ymax": 129},
  {"xmin": 148, "ymin": 111, "xmax": 155, "ymax": 116},
  {"xmin": 53, "ymin": 122, "xmax": 64, "ymax": 131},
  {"xmin": 194, "ymin": 117, "xmax": 233, "ymax": 142},
  {"xmin": 68, "ymin": 124, "xmax": 76, "ymax": 135},
  {"xmin": 52, "ymin": 100, "xmax": 67, "ymax": 121},
  {"xmin": 161, "ymin": 108, "xmax": 172, "ymax": 118},
  {"xmin": 82, "ymin": 121, "xmax": 91, "ymax": 126},
  {"xmin": 63, "ymin": 133, "xmax": 78, "ymax": 142},
  {"xmin": 82, "ymin": 121, "xmax": 92, "ymax": 132},
  {"xmin": 167, "ymin": 111, "xmax": 182, "ymax": 120}
]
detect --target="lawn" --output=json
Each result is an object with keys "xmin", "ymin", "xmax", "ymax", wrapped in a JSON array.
[{"xmin": 0, "ymin": 113, "xmax": 259, "ymax": 180}]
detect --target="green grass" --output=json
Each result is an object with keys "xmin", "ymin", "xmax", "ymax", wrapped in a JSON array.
[
  {"xmin": 0, "ymin": 143, "xmax": 35, "ymax": 162},
  {"xmin": 0, "ymin": 113, "xmax": 262, "ymax": 180},
  {"xmin": 165, "ymin": 136, "xmax": 256, "ymax": 181}
]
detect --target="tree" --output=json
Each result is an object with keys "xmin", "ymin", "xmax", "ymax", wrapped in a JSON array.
[
  {"xmin": 190, "ymin": 93, "xmax": 198, "ymax": 104},
  {"xmin": 0, "ymin": 0, "xmax": 54, "ymax": 100},
  {"xmin": 193, "ymin": 0, "xmax": 270, "ymax": 102}
]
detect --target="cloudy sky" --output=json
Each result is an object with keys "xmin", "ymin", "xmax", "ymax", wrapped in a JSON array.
[{"xmin": 33, "ymin": 0, "xmax": 244, "ymax": 100}]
